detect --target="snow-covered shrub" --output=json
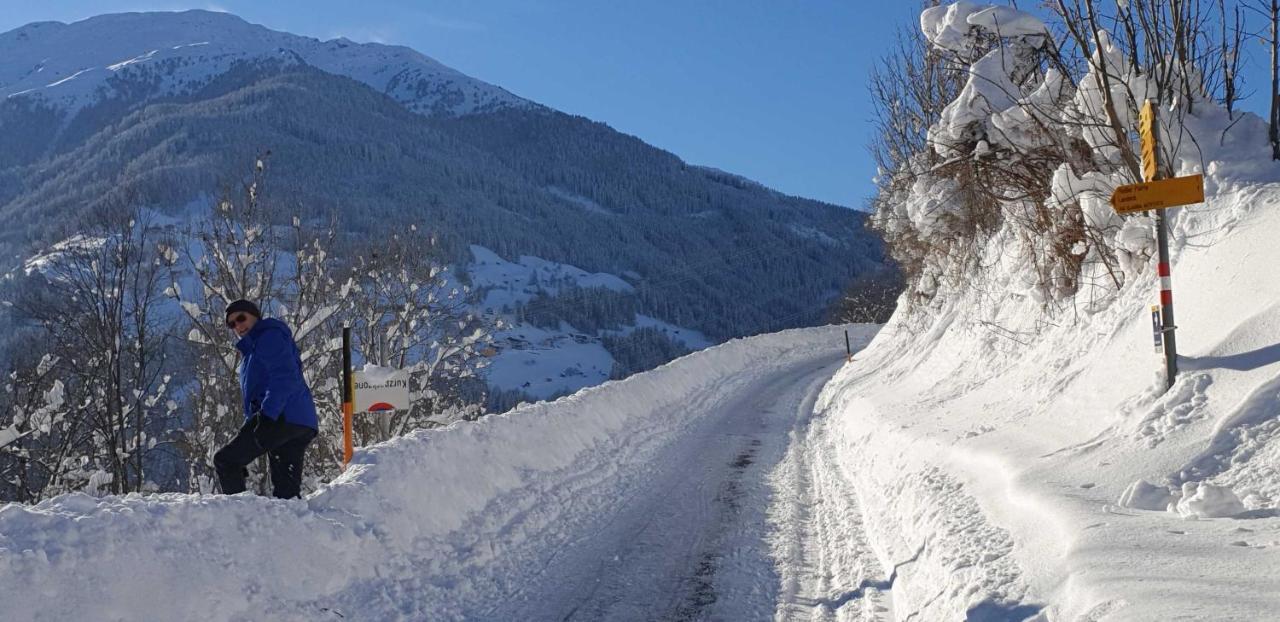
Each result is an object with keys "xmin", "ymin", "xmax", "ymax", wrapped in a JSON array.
[
  {"xmin": 165, "ymin": 157, "xmax": 496, "ymax": 490},
  {"xmin": 870, "ymin": 1, "xmax": 1257, "ymax": 315},
  {"xmin": 3, "ymin": 207, "xmax": 176, "ymax": 500},
  {"xmin": 346, "ymin": 225, "xmax": 497, "ymax": 443}
]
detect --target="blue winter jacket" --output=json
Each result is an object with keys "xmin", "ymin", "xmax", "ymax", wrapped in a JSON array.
[{"xmin": 236, "ymin": 317, "xmax": 319, "ymax": 429}]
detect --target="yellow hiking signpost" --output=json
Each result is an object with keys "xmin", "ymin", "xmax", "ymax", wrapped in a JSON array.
[
  {"xmin": 1115, "ymin": 100, "xmax": 1207, "ymax": 391},
  {"xmin": 1110, "ymin": 175, "xmax": 1205, "ymax": 214},
  {"xmin": 1111, "ymin": 100, "xmax": 1205, "ymax": 215},
  {"xmin": 1140, "ymin": 98, "xmax": 1158, "ymax": 182}
]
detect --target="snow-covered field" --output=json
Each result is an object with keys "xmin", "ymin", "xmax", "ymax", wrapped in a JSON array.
[
  {"xmin": 469, "ymin": 244, "xmax": 711, "ymax": 400},
  {"xmin": 0, "ymin": 325, "xmax": 874, "ymax": 621},
  {"xmin": 816, "ymin": 182, "xmax": 1280, "ymax": 619}
]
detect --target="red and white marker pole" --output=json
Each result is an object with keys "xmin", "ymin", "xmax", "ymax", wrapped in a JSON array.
[
  {"xmin": 1148, "ymin": 100, "xmax": 1178, "ymax": 390},
  {"xmin": 1155, "ymin": 213, "xmax": 1177, "ymax": 389}
]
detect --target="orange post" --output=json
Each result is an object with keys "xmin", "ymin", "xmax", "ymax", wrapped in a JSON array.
[{"xmin": 341, "ymin": 325, "xmax": 354, "ymax": 468}]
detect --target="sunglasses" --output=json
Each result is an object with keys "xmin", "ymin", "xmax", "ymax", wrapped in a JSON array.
[{"xmin": 226, "ymin": 313, "xmax": 251, "ymax": 329}]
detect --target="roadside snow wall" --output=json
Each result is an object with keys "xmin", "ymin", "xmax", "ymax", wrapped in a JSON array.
[
  {"xmin": 820, "ymin": 83, "xmax": 1280, "ymax": 622},
  {"xmin": 0, "ymin": 324, "xmax": 876, "ymax": 621}
]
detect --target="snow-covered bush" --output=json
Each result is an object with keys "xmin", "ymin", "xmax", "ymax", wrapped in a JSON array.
[
  {"xmin": 870, "ymin": 1, "xmax": 1256, "ymax": 315},
  {"xmin": 164, "ymin": 156, "xmax": 496, "ymax": 491},
  {"xmin": 346, "ymin": 225, "xmax": 496, "ymax": 443},
  {"xmin": 2, "ymin": 207, "xmax": 176, "ymax": 500}
]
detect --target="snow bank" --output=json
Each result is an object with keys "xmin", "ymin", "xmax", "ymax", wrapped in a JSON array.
[
  {"xmin": 0, "ymin": 324, "xmax": 874, "ymax": 621},
  {"xmin": 1174, "ymin": 483, "xmax": 1246, "ymax": 519},
  {"xmin": 822, "ymin": 134, "xmax": 1280, "ymax": 620},
  {"xmin": 1117, "ymin": 479, "xmax": 1175, "ymax": 511}
]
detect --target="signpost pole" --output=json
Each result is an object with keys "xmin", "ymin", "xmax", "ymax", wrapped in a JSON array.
[
  {"xmin": 1145, "ymin": 101, "xmax": 1178, "ymax": 390},
  {"xmin": 342, "ymin": 325, "xmax": 354, "ymax": 469},
  {"xmin": 1156, "ymin": 210, "xmax": 1178, "ymax": 390},
  {"xmin": 845, "ymin": 330, "xmax": 852, "ymax": 362}
]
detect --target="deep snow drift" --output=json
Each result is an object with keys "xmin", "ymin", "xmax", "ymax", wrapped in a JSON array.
[
  {"xmin": 0, "ymin": 325, "xmax": 874, "ymax": 621},
  {"xmin": 819, "ymin": 121, "xmax": 1280, "ymax": 622}
]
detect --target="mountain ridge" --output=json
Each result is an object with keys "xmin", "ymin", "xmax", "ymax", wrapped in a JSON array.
[
  {"xmin": 0, "ymin": 10, "xmax": 886, "ymax": 343},
  {"xmin": 0, "ymin": 9, "xmax": 529, "ymax": 119}
]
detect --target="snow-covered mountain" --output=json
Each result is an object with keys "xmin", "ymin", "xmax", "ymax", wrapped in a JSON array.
[
  {"xmin": 0, "ymin": 12, "xmax": 884, "ymax": 344},
  {"xmin": 0, "ymin": 10, "xmax": 528, "ymax": 118},
  {"xmin": 0, "ymin": 10, "xmax": 885, "ymax": 412}
]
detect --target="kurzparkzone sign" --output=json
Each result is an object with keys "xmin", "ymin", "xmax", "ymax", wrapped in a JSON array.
[{"xmin": 353, "ymin": 367, "xmax": 410, "ymax": 413}]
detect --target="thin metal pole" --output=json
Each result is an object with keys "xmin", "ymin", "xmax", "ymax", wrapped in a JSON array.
[
  {"xmin": 845, "ymin": 330, "xmax": 852, "ymax": 362},
  {"xmin": 1149, "ymin": 101, "xmax": 1178, "ymax": 390},
  {"xmin": 342, "ymin": 325, "xmax": 354, "ymax": 468},
  {"xmin": 1156, "ymin": 211, "xmax": 1178, "ymax": 389}
]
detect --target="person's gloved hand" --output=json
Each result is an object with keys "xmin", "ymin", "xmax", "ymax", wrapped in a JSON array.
[{"xmin": 251, "ymin": 412, "xmax": 276, "ymax": 450}]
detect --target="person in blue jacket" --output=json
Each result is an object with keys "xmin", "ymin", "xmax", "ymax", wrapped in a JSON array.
[{"xmin": 214, "ymin": 299, "xmax": 320, "ymax": 498}]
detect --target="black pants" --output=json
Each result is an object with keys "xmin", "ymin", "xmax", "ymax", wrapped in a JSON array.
[{"xmin": 214, "ymin": 415, "xmax": 318, "ymax": 498}]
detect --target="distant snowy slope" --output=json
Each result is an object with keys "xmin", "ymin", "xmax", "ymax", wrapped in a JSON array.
[
  {"xmin": 0, "ymin": 10, "xmax": 527, "ymax": 117},
  {"xmin": 468, "ymin": 245, "xmax": 633, "ymax": 309},
  {"xmin": 466, "ymin": 245, "xmax": 710, "ymax": 402},
  {"xmin": 0, "ymin": 325, "xmax": 867, "ymax": 621}
]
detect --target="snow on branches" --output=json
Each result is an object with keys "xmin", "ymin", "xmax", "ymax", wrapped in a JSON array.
[{"xmin": 870, "ymin": 1, "xmax": 1268, "ymax": 315}]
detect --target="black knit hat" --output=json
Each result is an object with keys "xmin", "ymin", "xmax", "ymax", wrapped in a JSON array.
[{"xmin": 224, "ymin": 299, "xmax": 262, "ymax": 320}]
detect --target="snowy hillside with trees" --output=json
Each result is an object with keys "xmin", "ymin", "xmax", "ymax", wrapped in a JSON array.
[
  {"xmin": 468, "ymin": 244, "xmax": 711, "ymax": 406},
  {"xmin": 0, "ymin": 10, "xmax": 886, "ymax": 345},
  {"xmin": 824, "ymin": 0, "xmax": 1280, "ymax": 618}
]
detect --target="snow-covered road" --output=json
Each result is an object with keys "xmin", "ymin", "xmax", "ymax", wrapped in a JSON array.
[
  {"xmin": 492, "ymin": 354, "xmax": 880, "ymax": 621},
  {"xmin": 0, "ymin": 325, "xmax": 883, "ymax": 622}
]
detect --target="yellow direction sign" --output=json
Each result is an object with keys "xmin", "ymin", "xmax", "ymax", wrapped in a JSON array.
[
  {"xmin": 1110, "ymin": 174, "xmax": 1204, "ymax": 214},
  {"xmin": 1139, "ymin": 100, "xmax": 1157, "ymax": 182}
]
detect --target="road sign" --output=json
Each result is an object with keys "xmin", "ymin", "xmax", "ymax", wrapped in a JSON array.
[
  {"xmin": 354, "ymin": 367, "xmax": 411, "ymax": 413},
  {"xmin": 1110, "ymin": 175, "xmax": 1204, "ymax": 214},
  {"xmin": 1150, "ymin": 305, "xmax": 1163, "ymax": 353},
  {"xmin": 1140, "ymin": 101, "xmax": 1157, "ymax": 182}
]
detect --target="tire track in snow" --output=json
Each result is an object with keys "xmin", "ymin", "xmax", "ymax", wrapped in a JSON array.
[
  {"xmin": 487, "ymin": 356, "xmax": 852, "ymax": 621},
  {"xmin": 770, "ymin": 365, "xmax": 896, "ymax": 621}
]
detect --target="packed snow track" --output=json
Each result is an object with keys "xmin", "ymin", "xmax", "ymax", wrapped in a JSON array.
[
  {"xmin": 495, "ymin": 351, "xmax": 888, "ymax": 621},
  {"xmin": 0, "ymin": 325, "xmax": 883, "ymax": 622}
]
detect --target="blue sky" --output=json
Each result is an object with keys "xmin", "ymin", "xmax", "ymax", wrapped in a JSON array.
[
  {"xmin": 3, "ymin": 2, "xmax": 1274, "ymax": 209},
  {"xmin": 0, "ymin": 0, "xmax": 920, "ymax": 209}
]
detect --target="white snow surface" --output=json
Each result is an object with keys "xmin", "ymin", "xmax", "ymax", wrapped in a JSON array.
[
  {"xmin": 468, "ymin": 245, "xmax": 710, "ymax": 400},
  {"xmin": 468, "ymin": 245, "xmax": 633, "ymax": 311},
  {"xmin": 0, "ymin": 10, "xmax": 528, "ymax": 117},
  {"xmin": 819, "ymin": 146, "xmax": 1280, "ymax": 619},
  {"xmin": 921, "ymin": 2, "xmax": 1046, "ymax": 53},
  {"xmin": 0, "ymin": 325, "xmax": 876, "ymax": 621}
]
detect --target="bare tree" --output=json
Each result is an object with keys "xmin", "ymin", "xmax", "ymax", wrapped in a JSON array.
[
  {"xmin": 872, "ymin": 0, "xmax": 1248, "ymax": 314},
  {"xmin": 14, "ymin": 205, "xmax": 176, "ymax": 496},
  {"xmin": 347, "ymin": 225, "xmax": 495, "ymax": 446},
  {"xmin": 166, "ymin": 155, "xmax": 352, "ymax": 491},
  {"xmin": 0, "ymin": 352, "xmax": 81, "ymax": 502},
  {"xmin": 1219, "ymin": 0, "xmax": 1245, "ymax": 118},
  {"xmin": 827, "ymin": 269, "xmax": 904, "ymax": 325},
  {"xmin": 1246, "ymin": 0, "xmax": 1280, "ymax": 157}
]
